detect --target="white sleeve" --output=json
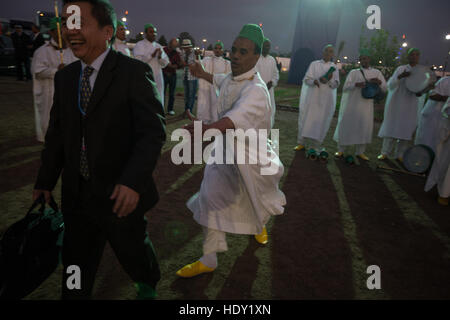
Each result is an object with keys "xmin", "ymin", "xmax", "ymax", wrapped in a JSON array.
[
  {"xmin": 378, "ymin": 70, "xmax": 387, "ymax": 93},
  {"xmin": 303, "ymin": 62, "xmax": 316, "ymax": 86},
  {"xmin": 33, "ymin": 49, "xmax": 57, "ymax": 80},
  {"xmin": 271, "ymin": 57, "xmax": 279, "ymax": 88},
  {"xmin": 387, "ymin": 66, "xmax": 403, "ymax": 90},
  {"xmin": 343, "ymin": 70, "xmax": 357, "ymax": 91},
  {"xmin": 223, "ymin": 85, "xmax": 269, "ymax": 130},
  {"xmin": 225, "ymin": 60, "xmax": 231, "ymax": 74},
  {"xmin": 133, "ymin": 42, "xmax": 149, "ymax": 63},
  {"xmin": 158, "ymin": 46, "xmax": 169, "ymax": 68},
  {"xmin": 213, "ymin": 73, "xmax": 228, "ymax": 90}
]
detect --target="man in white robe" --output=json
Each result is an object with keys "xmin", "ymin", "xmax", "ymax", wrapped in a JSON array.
[
  {"xmin": 113, "ymin": 21, "xmax": 131, "ymax": 57},
  {"xmin": 133, "ymin": 23, "xmax": 169, "ymax": 105},
  {"xmin": 415, "ymin": 76, "xmax": 450, "ymax": 153},
  {"xmin": 256, "ymin": 38, "xmax": 279, "ymax": 128},
  {"xmin": 377, "ymin": 48, "xmax": 428, "ymax": 161},
  {"xmin": 31, "ymin": 18, "xmax": 77, "ymax": 142},
  {"xmin": 333, "ymin": 50, "xmax": 387, "ymax": 160},
  {"xmin": 175, "ymin": 24, "xmax": 286, "ymax": 278},
  {"xmin": 425, "ymin": 98, "xmax": 450, "ymax": 206},
  {"xmin": 197, "ymin": 41, "xmax": 231, "ymax": 124},
  {"xmin": 294, "ymin": 45, "xmax": 340, "ymax": 152}
]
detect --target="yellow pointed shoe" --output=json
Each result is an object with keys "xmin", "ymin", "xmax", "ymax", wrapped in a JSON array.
[
  {"xmin": 377, "ymin": 154, "xmax": 387, "ymax": 160},
  {"xmin": 357, "ymin": 154, "xmax": 370, "ymax": 161},
  {"xmin": 438, "ymin": 197, "xmax": 449, "ymax": 206},
  {"xmin": 176, "ymin": 261, "xmax": 215, "ymax": 278},
  {"xmin": 255, "ymin": 227, "xmax": 268, "ymax": 245},
  {"xmin": 294, "ymin": 144, "xmax": 305, "ymax": 151}
]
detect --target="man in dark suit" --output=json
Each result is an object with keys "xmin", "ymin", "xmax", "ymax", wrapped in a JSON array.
[
  {"xmin": 11, "ymin": 25, "xmax": 32, "ymax": 81},
  {"xmin": 33, "ymin": 0, "xmax": 166, "ymax": 299},
  {"xmin": 30, "ymin": 24, "xmax": 46, "ymax": 56}
]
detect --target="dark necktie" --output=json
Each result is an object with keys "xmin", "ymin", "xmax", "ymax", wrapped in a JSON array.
[{"xmin": 80, "ymin": 66, "xmax": 94, "ymax": 180}]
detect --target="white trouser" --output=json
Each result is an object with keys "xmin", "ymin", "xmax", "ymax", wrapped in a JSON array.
[
  {"xmin": 381, "ymin": 138, "xmax": 410, "ymax": 159},
  {"xmin": 338, "ymin": 144, "xmax": 366, "ymax": 155},
  {"xmin": 199, "ymin": 227, "xmax": 228, "ymax": 268}
]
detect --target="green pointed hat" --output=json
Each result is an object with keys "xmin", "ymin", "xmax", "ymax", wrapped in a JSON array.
[
  {"xmin": 144, "ymin": 23, "xmax": 155, "ymax": 31},
  {"xmin": 238, "ymin": 24, "xmax": 264, "ymax": 53},
  {"xmin": 49, "ymin": 17, "xmax": 61, "ymax": 31},
  {"xmin": 407, "ymin": 47, "xmax": 420, "ymax": 56},
  {"xmin": 214, "ymin": 41, "xmax": 224, "ymax": 49},
  {"xmin": 359, "ymin": 48, "xmax": 370, "ymax": 57}
]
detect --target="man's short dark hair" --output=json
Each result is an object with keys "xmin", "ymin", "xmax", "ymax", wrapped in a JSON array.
[{"xmin": 63, "ymin": 0, "xmax": 117, "ymax": 43}]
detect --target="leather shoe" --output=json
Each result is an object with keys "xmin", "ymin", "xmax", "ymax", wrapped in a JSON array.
[
  {"xmin": 255, "ymin": 227, "xmax": 268, "ymax": 245},
  {"xmin": 176, "ymin": 261, "xmax": 215, "ymax": 278}
]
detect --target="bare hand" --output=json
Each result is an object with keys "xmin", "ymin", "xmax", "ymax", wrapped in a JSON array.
[
  {"xmin": 355, "ymin": 82, "xmax": 366, "ymax": 88},
  {"xmin": 398, "ymin": 71, "xmax": 411, "ymax": 79},
  {"xmin": 267, "ymin": 81, "xmax": 273, "ymax": 90},
  {"xmin": 319, "ymin": 77, "xmax": 328, "ymax": 84},
  {"xmin": 58, "ymin": 63, "xmax": 65, "ymax": 71},
  {"xmin": 369, "ymin": 78, "xmax": 382, "ymax": 85},
  {"xmin": 314, "ymin": 80, "xmax": 320, "ymax": 88},
  {"xmin": 152, "ymin": 48, "xmax": 161, "ymax": 58},
  {"xmin": 326, "ymin": 72, "xmax": 333, "ymax": 80},
  {"xmin": 189, "ymin": 61, "xmax": 204, "ymax": 77},
  {"xmin": 33, "ymin": 189, "xmax": 52, "ymax": 203},
  {"xmin": 110, "ymin": 184, "xmax": 140, "ymax": 218}
]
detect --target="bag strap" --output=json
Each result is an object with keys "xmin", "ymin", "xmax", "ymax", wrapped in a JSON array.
[
  {"xmin": 26, "ymin": 195, "xmax": 59, "ymax": 218},
  {"xmin": 359, "ymin": 68, "xmax": 368, "ymax": 82}
]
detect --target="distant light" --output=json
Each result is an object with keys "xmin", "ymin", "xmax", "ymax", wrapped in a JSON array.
[
  {"xmin": 125, "ymin": 30, "xmax": 130, "ymax": 35},
  {"xmin": 281, "ymin": 67, "xmax": 288, "ymax": 72},
  {"xmin": 440, "ymin": 65, "xmax": 444, "ymax": 69},
  {"xmin": 446, "ymin": 34, "xmax": 450, "ymax": 40},
  {"xmin": 140, "ymin": 32, "xmax": 144, "ymax": 35},
  {"xmin": 433, "ymin": 66, "xmax": 437, "ymax": 70},
  {"xmin": 379, "ymin": 60, "xmax": 382, "ymax": 64},
  {"xmin": 122, "ymin": 17, "xmax": 127, "ymax": 22},
  {"xmin": 259, "ymin": 23, "xmax": 263, "ymax": 27},
  {"xmin": 337, "ymin": 59, "xmax": 341, "ymax": 63},
  {"xmin": 402, "ymin": 34, "xmax": 406, "ymax": 39},
  {"xmin": 357, "ymin": 61, "xmax": 360, "ymax": 64},
  {"xmin": 402, "ymin": 42, "xmax": 408, "ymax": 47},
  {"xmin": 344, "ymin": 56, "xmax": 348, "ymax": 60},
  {"xmin": 37, "ymin": 11, "xmax": 40, "ymax": 14},
  {"xmin": 40, "ymin": 13, "xmax": 44, "ymax": 16},
  {"xmin": 202, "ymin": 38, "xmax": 207, "ymax": 43},
  {"xmin": 125, "ymin": 10, "xmax": 129, "ymax": 15}
]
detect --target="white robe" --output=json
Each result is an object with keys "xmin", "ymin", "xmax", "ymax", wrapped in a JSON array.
[
  {"xmin": 297, "ymin": 59, "xmax": 340, "ymax": 143},
  {"xmin": 334, "ymin": 67, "xmax": 387, "ymax": 146},
  {"xmin": 415, "ymin": 76, "xmax": 450, "ymax": 153},
  {"xmin": 133, "ymin": 39, "xmax": 169, "ymax": 105},
  {"xmin": 425, "ymin": 98, "xmax": 450, "ymax": 198},
  {"xmin": 113, "ymin": 39, "xmax": 131, "ymax": 57},
  {"xmin": 31, "ymin": 40, "xmax": 77, "ymax": 142},
  {"xmin": 187, "ymin": 67, "xmax": 286, "ymax": 235},
  {"xmin": 378, "ymin": 64, "xmax": 427, "ymax": 141},
  {"xmin": 256, "ymin": 55, "xmax": 280, "ymax": 128},
  {"xmin": 197, "ymin": 56, "xmax": 231, "ymax": 124}
]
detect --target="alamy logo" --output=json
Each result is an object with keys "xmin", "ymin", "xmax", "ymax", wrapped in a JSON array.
[
  {"xmin": 66, "ymin": 5, "xmax": 81, "ymax": 30},
  {"xmin": 366, "ymin": 5, "xmax": 381, "ymax": 30},
  {"xmin": 366, "ymin": 265, "xmax": 381, "ymax": 290},
  {"xmin": 171, "ymin": 121, "xmax": 280, "ymax": 176},
  {"xmin": 66, "ymin": 265, "xmax": 81, "ymax": 290}
]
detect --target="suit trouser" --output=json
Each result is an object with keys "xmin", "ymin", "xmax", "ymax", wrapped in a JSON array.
[
  {"xmin": 15, "ymin": 55, "xmax": 31, "ymax": 80},
  {"xmin": 61, "ymin": 178, "xmax": 160, "ymax": 299},
  {"xmin": 163, "ymin": 73, "xmax": 177, "ymax": 112},
  {"xmin": 381, "ymin": 138, "xmax": 410, "ymax": 159}
]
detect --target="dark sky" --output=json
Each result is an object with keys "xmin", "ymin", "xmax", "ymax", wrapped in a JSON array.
[{"xmin": 1, "ymin": 0, "xmax": 449, "ymax": 65}]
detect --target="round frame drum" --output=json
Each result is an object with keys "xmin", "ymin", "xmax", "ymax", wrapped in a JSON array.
[
  {"xmin": 405, "ymin": 65, "xmax": 431, "ymax": 94},
  {"xmin": 403, "ymin": 144, "xmax": 435, "ymax": 174}
]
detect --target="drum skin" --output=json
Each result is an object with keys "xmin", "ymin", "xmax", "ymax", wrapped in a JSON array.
[
  {"xmin": 403, "ymin": 144, "xmax": 435, "ymax": 174},
  {"xmin": 405, "ymin": 65, "xmax": 431, "ymax": 94}
]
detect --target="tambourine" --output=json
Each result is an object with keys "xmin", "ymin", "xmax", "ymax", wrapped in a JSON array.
[{"xmin": 405, "ymin": 65, "xmax": 432, "ymax": 94}]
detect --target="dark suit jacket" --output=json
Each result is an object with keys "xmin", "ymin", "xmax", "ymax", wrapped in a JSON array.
[
  {"xmin": 11, "ymin": 32, "xmax": 31, "ymax": 58},
  {"xmin": 35, "ymin": 49, "xmax": 166, "ymax": 215},
  {"xmin": 31, "ymin": 33, "xmax": 45, "ymax": 56}
]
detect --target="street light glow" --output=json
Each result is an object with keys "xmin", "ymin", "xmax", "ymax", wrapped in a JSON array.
[
  {"xmin": 446, "ymin": 34, "xmax": 450, "ymax": 40},
  {"xmin": 125, "ymin": 30, "xmax": 130, "ymax": 35},
  {"xmin": 402, "ymin": 42, "xmax": 408, "ymax": 47},
  {"xmin": 122, "ymin": 17, "xmax": 127, "ymax": 22}
]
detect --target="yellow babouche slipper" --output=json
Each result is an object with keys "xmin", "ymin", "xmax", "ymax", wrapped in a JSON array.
[
  {"xmin": 438, "ymin": 197, "xmax": 449, "ymax": 206},
  {"xmin": 176, "ymin": 261, "xmax": 215, "ymax": 278},
  {"xmin": 357, "ymin": 154, "xmax": 370, "ymax": 161},
  {"xmin": 294, "ymin": 144, "xmax": 305, "ymax": 151},
  {"xmin": 377, "ymin": 154, "xmax": 387, "ymax": 160},
  {"xmin": 254, "ymin": 227, "xmax": 268, "ymax": 245}
]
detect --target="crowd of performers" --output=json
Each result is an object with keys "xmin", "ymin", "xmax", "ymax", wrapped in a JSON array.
[{"xmin": 5, "ymin": 0, "xmax": 445, "ymax": 299}]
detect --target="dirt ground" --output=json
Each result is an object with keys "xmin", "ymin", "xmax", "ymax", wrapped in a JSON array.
[{"xmin": 0, "ymin": 76, "xmax": 449, "ymax": 300}]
